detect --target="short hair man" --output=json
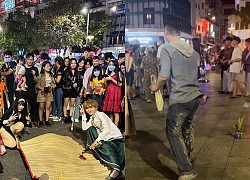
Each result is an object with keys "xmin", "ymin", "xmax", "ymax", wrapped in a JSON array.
[
  {"xmin": 228, "ymin": 36, "xmax": 242, "ymax": 98},
  {"xmin": 218, "ymin": 37, "xmax": 234, "ymax": 94},
  {"xmin": 1, "ymin": 50, "xmax": 17, "ymax": 110},
  {"xmin": 151, "ymin": 24, "xmax": 202, "ymax": 180},
  {"xmin": 18, "ymin": 53, "xmax": 39, "ymax": 126}
]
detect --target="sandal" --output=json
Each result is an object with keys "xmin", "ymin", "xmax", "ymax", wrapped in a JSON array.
[{"xmin": 229, "ymin": 95, "xmax": 237, "ymax": 99}]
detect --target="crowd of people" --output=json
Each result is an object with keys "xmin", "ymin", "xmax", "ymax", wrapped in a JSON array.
[
  {"xmin": 217, "ymin": 36, "xmax": 250, "ymax": 98},
  {"xmin": 0, "ymin": 48, "xmax": 126, "ymax": 179}
]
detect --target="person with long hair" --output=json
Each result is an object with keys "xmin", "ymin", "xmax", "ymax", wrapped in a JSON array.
[
  {"xmin": 0, "ymin": 98, "xmax": 31, "ymax": 155},
  {"xmin": 89, "ymin": 65, "xmax": 106, "ymax": 110},
  {"xmin": 140, "ymin": 47, "xmax": 158, "ymax": 103},
  {"xmin": 37, "ymin": 61, "xmax": 56, "ymax": 127},
  {"xmin": 62, "ymin": 58, "xmax": 82, "ymax": 124},
  {"xmin": 73, "ymin": 58, "xmax": 85, "ymax": 123},
  {"xmin": 102, "ymin": 60, "xmax": 124, "ymax": 126},
  {"xmin": 61, "ymin": 57, "xmax": 70, "ymax": 72},
  {"xmin": 52, "ymin": 56, "xmax": 64, "ymax": 122}
]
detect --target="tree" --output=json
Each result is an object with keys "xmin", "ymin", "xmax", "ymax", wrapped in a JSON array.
[
  {"xmin": 41, "ymin": 0, "xmax": 111, "ymax": 49},
  {"xmin": 1, "ymin": 9, "xmax": 45, "ymax": 54},
  {"xmin": 238, "ymin": 4, "xmax": 250, "ymax": 29}
]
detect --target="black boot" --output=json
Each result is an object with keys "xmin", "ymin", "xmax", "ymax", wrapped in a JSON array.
[{"xmin": 65, "ymin": 116, "xmax": 71, "ymax": 124}]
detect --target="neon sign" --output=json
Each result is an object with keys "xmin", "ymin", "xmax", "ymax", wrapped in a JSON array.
[{"xmin": 127, "ymin": 37, "xmax": 154, "ymax": 44}]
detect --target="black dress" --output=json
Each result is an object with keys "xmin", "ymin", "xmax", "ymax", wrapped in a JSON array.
[{"xmin": 0, "ymin": 106, "xmax": 28, "ymax": 140}]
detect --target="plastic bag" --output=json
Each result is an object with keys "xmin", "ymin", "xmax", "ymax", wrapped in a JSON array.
[{"xmin": 150, "ymin": 75, "xmax": 164, "ymax": 112}]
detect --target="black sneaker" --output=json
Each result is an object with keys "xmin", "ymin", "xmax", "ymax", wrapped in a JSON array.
[
  {"xmin": 45, "ymin": 121, "xmax": 51, "ymax": 127},
  {"xmin": 38, "ymin": 121, "xmax": 43, "ymax": 127}
]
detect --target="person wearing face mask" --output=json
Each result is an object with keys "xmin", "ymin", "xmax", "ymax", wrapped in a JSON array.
[
  {"xmin": 1, "ymin": 50, "xmax": 17, "ymax": 111},
  {"xmin": 102, "ymin": 60, "xmax": 124, "ymax": 126},
  {"xmin": 89, "ymin": 65, "xmax": 106, "ymax": 110}
]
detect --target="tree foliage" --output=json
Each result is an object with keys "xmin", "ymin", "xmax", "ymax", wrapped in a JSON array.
[
  {"xmin": 0, "ymin": 9, "xmax": 44, "ymax": 53},
  {"xmin": 0, "ymin": 0, "xmax": 111, "ymax": 53}
]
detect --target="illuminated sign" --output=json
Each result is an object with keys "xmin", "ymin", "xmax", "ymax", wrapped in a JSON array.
[
  {"xmin": 4, "ymin": 0, "xmax": 15, "ymax": 11},
  {"xmin": 126, "ymin": 36, "xmax": 159, "ymax": 45}
]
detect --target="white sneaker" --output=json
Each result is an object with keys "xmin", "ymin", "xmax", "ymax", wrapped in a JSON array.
[
  {"xmin": 74, "ymin": 119, "xmax": 79, "ymax": 123},
  {"xmin": 58, "ymin": 117, "xmax": 61, "ymax": 121},
  {"xmin": 178, "ymin": 173, "xmax": 197, "ymax": 180},
  {"xmin": 52, "ymin": 116, "xmax": 59, "ymax": 122}
]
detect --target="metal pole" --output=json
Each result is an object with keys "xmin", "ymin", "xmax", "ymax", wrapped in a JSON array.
[{"xmin": 86, "ymin": 12, "xmax": 90, "ymax": 46}]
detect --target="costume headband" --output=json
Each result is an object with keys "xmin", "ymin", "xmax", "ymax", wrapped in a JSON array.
[{"xmin": 18, "ymin": 99, "xmax": 26, "ymax": 103}]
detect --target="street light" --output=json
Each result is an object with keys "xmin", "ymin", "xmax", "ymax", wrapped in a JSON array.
[{"xmin": 81, "ymin": 7, "xmax": 90, "ymax": 46}]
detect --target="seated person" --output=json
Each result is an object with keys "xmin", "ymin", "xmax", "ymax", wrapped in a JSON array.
[
  {"xmin": 0, "ymin": 98, "xmax": 31, "ymax": 155},
  {"xmin": 80, "ymin": 99, "xmax": 124, "ymax": 180}
]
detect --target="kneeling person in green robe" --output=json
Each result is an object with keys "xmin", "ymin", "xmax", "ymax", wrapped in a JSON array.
[{"xmin": 80, "ymin": 99, "xmax": 125, "ymax": 180}]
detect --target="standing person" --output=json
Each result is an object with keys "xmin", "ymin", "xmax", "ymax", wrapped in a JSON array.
[
  {"xmin": 61, "ymin": 57, "xmax": 70, "ymax": 72},
  {"xmin": 125, "ymin": 48, "xmax": 136, "ymax": 100},
  {"xmin": 84, "ymin": 58, "xmax": 93, "ymax": 71},
  {"xmin": 89, "ymin": 65, "xmax": 106, "ymax": 110},
  {"xmin": 140, "ymin": 47, "xmax": 158, "ymax": 103},
  {"xmin": 73, "ymin": 58, "xmax": 85, "ymax": 123},
  {"xmin": 132, "ymin": 45, "xmax": 142, "ymax": 89},
  {"xmin": 228, "ymin": 36, "xmax": 242, "ymax": 98},
  {"xmin": 102, "ymin": 60, "xmax": 123, "ymax": 126},
  {"xmin": 52, "ymin": 56, "xmax": 64, "ymax": 122},
  {"xmin": 83, "ymin": 56, "xmax": 100, "ymax": 99},
  {"xmin": 151, "ymin": 24, "xmax": 203, "ymax": 180},
  {"xmin": 242, "ymin": 38, "xmax": 250, "ymax": 96},
  {"xmin": 1, "ymin": 50, "xmax": 17, "ymax": 110},
  {"xmin": 18, "ymin": 53, "xmax": 39, "ymax": 126},
  {"xmin": 157, "ymin": 36, "xmax": 165, "ymax": 68},
  {"xmin": 37, "ymin": 61, "xmax": 56, "ymax": 127},
  {"xmin": 217, "ymin": 37, "xmax": 234, "ymax": 94},
  {"xmin": 62, "ymin": 58, "xmax": 82, "ymax": 124}
]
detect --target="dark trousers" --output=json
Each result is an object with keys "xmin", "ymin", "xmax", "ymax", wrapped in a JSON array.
[
  {"xmin": 18, "ymin": 89, "xmax": 39, "ymax": 122},
  {"xmin": 167, "ymin": 97, "xmax": 200, "ymax": 174}
]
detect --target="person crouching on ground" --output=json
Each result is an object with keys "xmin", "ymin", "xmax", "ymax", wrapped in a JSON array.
[
  {"xmin": 80, "ymin": 99, "xmax": 124, "ymax": 180},
  {"xmin": 0, "ymin": 98, "xmax": 31, "ymax": 155}
]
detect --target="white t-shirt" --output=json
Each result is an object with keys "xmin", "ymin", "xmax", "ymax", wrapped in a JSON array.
[
  {"xmin": 229, "ymin": 46, "xmax": 242, "ymax": 73},
  {"xmin": 157, "ymin": 44, "xmax": 165, "ymax": 58}
]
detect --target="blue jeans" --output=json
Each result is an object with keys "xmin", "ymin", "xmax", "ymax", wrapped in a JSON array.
[
  {"xmin": 52, "ymin": 88, "xmax": 63, "ymax": 118},
  {"xmin": 74, "ymin": 96, "xmax": 81, "ymax": 120},
  {"xmin": 167, "ymin": 97, "xmax": 200, "ymax": 174}
]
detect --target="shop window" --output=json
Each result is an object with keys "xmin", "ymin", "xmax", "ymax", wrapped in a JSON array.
[{"xmin": 143, "ymin": 8, "xmax": 154, "ymax": 24}]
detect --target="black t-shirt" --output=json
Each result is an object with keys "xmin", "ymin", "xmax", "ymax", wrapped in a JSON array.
[
  {"xmin": 25, "ymin": 66, "xmax": 39, "ymax": 90},
  {"xmin": 54, "ymin": 69, "xmax": 63, "ymax": 88},
  {"xmin": 1, "ymin": 61, "xmax": 17, "ymax": 92}
]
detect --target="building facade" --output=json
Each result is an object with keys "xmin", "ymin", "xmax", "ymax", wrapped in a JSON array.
[
  {"xmin": 101, "ymin": 0, "xmax": 125, "ymax": 48},
  {"xmin": 125, "ymin": 0, "xmax": 192, "ymax": 46},
  {"xmin": 235, "ymin": 0, "xmax": 250, "ymax": 10},
  {"xmin": 190, "ymin": 0, "xmax": 222, "ymax": 46}
]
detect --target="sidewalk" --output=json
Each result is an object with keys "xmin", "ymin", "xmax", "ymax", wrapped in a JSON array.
[{"xmin": 125, "ymin": 72, "xmax": 250, "ymax": 180}]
